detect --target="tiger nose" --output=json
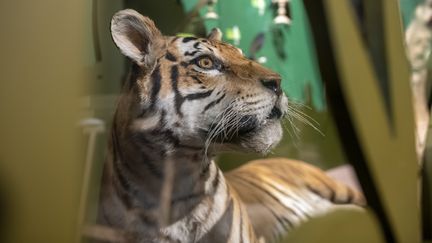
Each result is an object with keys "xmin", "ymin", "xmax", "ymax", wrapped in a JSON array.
[{"xmin": 260, "ymin": 79, "xmax": 282, "ymax": 95}]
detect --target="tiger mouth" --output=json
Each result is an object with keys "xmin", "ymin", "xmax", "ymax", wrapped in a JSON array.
[
  {"xmin": 237, "ymin": 115, "xmax": 259, "ymax": 135},
  {"xmin": 209, "ymin": 106, "xmax": 282, "ymax": 140},
  {"xmin": 206, "ymin": 115, "xmax": 258, "ymax": 141},
  {"xmin": 203, "ymin": 105, "xmax": 283, "ymax": 145},
  {"xmin": 238, "ymin": 106, "xmax": 282, "ymax": 135},
  {"xmin": 266, "ymin": 106, "xmax": 283, "ymax": 120}
]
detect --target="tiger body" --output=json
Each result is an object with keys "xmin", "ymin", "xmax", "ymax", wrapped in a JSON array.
[{"xmin": 98, "ymin": 9, "xmax": 365, "ymax": 243}]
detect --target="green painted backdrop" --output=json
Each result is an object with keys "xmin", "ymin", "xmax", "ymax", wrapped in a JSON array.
[{"xmin": 181, "ymin": 0, "xmax": 325, "ymax": 110}]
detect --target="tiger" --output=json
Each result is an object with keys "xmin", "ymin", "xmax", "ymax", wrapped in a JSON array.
[{"xmin": 97, "ymin": 9, "xmax": 366, "ymax": 243}]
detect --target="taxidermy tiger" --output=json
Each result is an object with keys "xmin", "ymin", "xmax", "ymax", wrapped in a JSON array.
[{"xmin": 98, "ymin": 9, "xmax": 366, "ymax": 243}]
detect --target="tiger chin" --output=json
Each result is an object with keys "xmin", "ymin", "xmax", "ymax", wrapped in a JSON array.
[{"xmin": 98, "ymin": 9, "xmax": 366, "ymax": 243}]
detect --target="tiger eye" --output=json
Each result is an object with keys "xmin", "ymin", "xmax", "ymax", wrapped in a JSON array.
[{"xmin": 197, "ymin": 57, "xmax": 214, "ymax": 69}]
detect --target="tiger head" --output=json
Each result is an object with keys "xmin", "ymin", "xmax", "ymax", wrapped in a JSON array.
[{"xmin": 111, "ymin": 9, "xmax": 288, "ymax": 154}]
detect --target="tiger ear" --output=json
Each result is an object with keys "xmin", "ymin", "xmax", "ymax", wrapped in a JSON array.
[
  {"xmin": 207, "ymin": 28, "xmax": 222, "ymax": 41},
  {"xmin": 111, "ymin": 9, "xmax": 163, "ymax": 67}
]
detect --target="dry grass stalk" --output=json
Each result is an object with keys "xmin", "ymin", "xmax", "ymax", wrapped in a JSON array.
[
  {"xmin": 158, "ymin": 156, "xmax": 175, "ymax": 227},
  {"xmin": 82, "ymin": 224, "xmax": 126, "ymax": 242}
]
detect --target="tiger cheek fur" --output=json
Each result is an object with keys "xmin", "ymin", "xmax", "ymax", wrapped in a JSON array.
[{"xmin": 100, "ymin": 9, "xmax": 365, "ymax": 243}]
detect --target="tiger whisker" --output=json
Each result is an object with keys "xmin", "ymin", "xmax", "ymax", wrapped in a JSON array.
[
  {"xmin": 286, "ymin": 108, "xmax": 324, "ymax": 136},
  {"xmin": 287, "ymin": 98, "xmax": 312, "ymax": 110},
  {"xmin": 203, "ymin": 100, "xmax": 249, "ymax": 157},
  {"xmin": 287, "ymin": 106, "xmax": 320, "ymax": 126},
  {"xmin": 281, "ymin": 118, "xmax": 298, "ymax": 143},
  {"xmin": 203, "ymin": 100, "xmax": 239, "ymax": 157},
  {"xmin": 284, "ymin": 114, "xmax": 301, "ymax": 139}
]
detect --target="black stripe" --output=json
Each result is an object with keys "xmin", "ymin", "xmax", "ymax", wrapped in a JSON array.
[
  {"xmin": 161, "ymin": 129, "xmax": 180, "ymax": 146},
  {"xmin": 238, "ymin": 202, "xmax": 244, "ymax": 243},
  {"xmin": 184, "ymin": 90, "xmax": 213, "ymax": 100},
  {"xmin": 170, "ymin": 65, "xmax": 185, "ymax": 117},
  {"xmin": 185, "ymin": 50, "xmax": 199, "ymax": 56},
  {"xmin": 203, "ymin": 93, "xmax": 226, "ymax": 113},
  {"xmin": 346, "ymin": 188, "xmax": 354, "ymax": 204},
  {"xmin": 200, "ymin": 162, "xmax": 211, "ymax": 177},
  {"xmin": 127, "ymin": 63, "xmax": 144, "ymax": 89},
  {"xmin": 212, "ymin": 170, "xmax": 220, "ymax": 192},
  {"xmin": 151, "ymin": 128, "xmax": 201, "ymax": 149},
  {"xmin": 329, "ymin": 187, "xmax": 336, "ymax": 202},
  {"xmin": 131, "ymin": 135, "xmax": 164, "ymax": 178},
  {"xmin": 140, "ymin": 155, "xmax": 163, "ymax": 178},
  {"xmin": 177, "ymin": 143, "xmax": 203, "ymax": 150},
  {"xmin": 193, "ymin": 42, "xmax": 201, "ymax": 49},
  {"xmin": 149, "ymin": 65, "xmax": 161, "ymax": 111},
  {"xmin": 111, "ymin": 121, "xmax": 120, "ymax": 162},
  {"xmin": 128, "ymin": 133, "xmax": 164, "ymax": 178},
  {"xmin": 111, "ymin": 150, "xmax": 134, "ymax": 210},
  {"xmin": 239, "ymin": 177, "xmax": 300, "ymax": 217},
  {"xmin": 165, "ymin": 51, "xmax": 177, "ymax": 62},
  {"xmin": 270, "ymin": 207, "xmax": 294, "ymax": 231},
  {"xmin": 171, "ymin": 192, "xmax": 204, "ymax": 205},
  {"xmin": 182, "ymin": 37, "xmax": 198, "ymax": 43},
  {"xmin": 159, "ymin": 109, "xmax": 167, "ymax": 127},
  {"xmin": 191, "ymin": 75, "xmax": 203, "ymax": 84},
  {"xmin": 306, "ymin": 184, "xmax": 336, "ymax": 203},
  {"xmin": 171, "ymin": 37, "xmax": 179, "ymax": 43},
  {"xmin": 138, "ymin": 212, "xmax": 158, "ymax": 225},
  {"xmin": 138, "ymin": 151, "xmax": 164, "ymax": 178},
  {"xmin": 113, "ymin": 160, "xmax": 131, "ymax": 191},
  {"xmin": 233, "ymin": 177, "xmax": 295, "ymax": 230},
  {"xmin": 272, "ymin": 181, "xmax": 309, "ymax": 207},
  {"xmin": 111, "ymin": 125, "xmax": 132, "ymax": 192},
  {"xmin": 312, "ymin": 176, "xmax": 338, "ymax": 203},
  {"xmin": 198, "ymin": 199, "xmax": 234, "ymax": 243},
  {"xmin": 149, "ymin": 128, "xmax": 179, "ymax": 149},
  {"xmin": 226, "ymin": 198, "xmax": 234, "ymax": 215},
  {"xmin": 245, "ymin": 99, "xmax": 263, "ymax": 106},
  {"xmin": 131, "ymin": 132, "xmax": 157, "ymax": 151}
]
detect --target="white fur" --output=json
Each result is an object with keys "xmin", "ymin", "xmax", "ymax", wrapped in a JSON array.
[
  {"xmin": 112, "ymin": 33, "xmax": 144, "ymax": 63},
  {"xmin": 161, "ymin": 162, "xmax": 229, "ymax": 242},
  {"xmin": 131, "ymin": 114, "xmax": 162, "ymax": 131}
]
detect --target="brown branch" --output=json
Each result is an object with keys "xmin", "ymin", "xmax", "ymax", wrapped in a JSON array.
[
  {"xmin": 82, "ymin": 224, "xmax": 126, "ymax": 243},
  {"xmin": 158, "ymin": 156, "xmax": 175, "ymax": 227}
]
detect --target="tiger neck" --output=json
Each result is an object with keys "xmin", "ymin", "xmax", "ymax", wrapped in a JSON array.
[{"xmin": 105, "ymin": 119, "xmax": 225, "ymax": 228}]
